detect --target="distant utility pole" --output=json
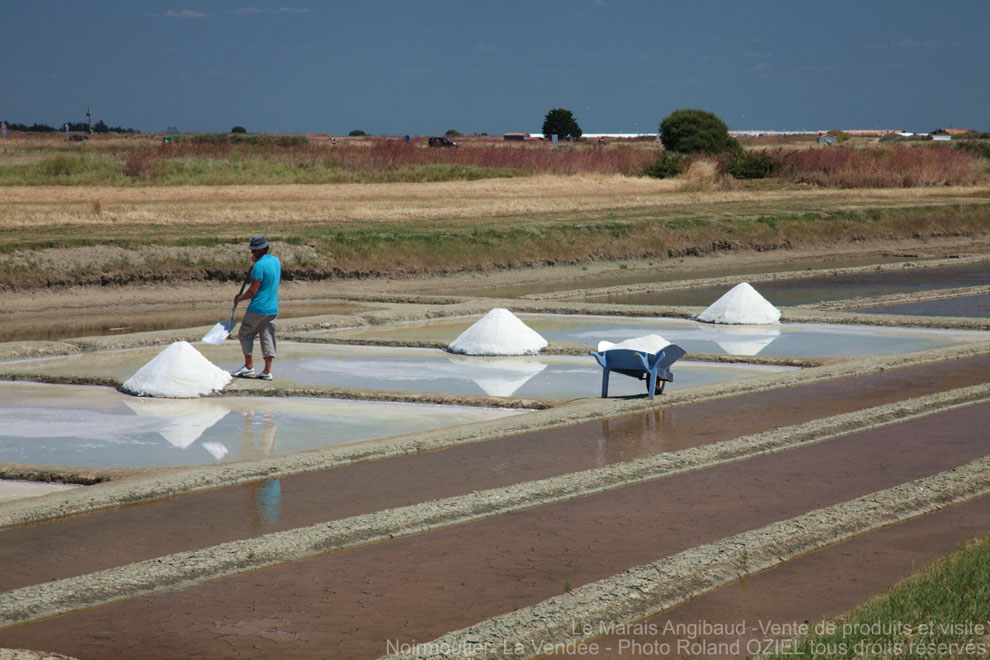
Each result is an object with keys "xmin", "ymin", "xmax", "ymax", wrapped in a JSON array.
[{"xmin": 87, "ymin": 106, "xmax": 92, "ymax": 133}]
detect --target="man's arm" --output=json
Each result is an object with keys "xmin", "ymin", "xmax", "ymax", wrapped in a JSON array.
[{"xmin": 235, "ymin": 280, "xmax": 261, "ymax": 304}]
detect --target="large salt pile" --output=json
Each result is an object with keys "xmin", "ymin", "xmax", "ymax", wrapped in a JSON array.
[
  {"xmin": 447, "ymin": 308, "xmax": 548, "ymax": 356},
  {"xmin": 696, "ymin": 282, "xmax": 781, "ymax": 325},
  {"xmin": 597, "ymin": 334, "xmax": 671, "ymax": 354},
  {"xmin": 122, "ymin": 341, "xmax": 232, "ymax": 398}
]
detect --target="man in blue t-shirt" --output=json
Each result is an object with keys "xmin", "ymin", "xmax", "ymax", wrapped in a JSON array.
[{"xmin": 232, "ymin": 235, "xmax": 281, "ymax": 380}]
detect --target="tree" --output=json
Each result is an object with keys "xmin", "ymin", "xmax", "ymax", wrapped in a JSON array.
[
  {"xmin": 659, "ymin": 109, "xmax": 738, "ymax": 155},
  {"xmin": 231, "ymin": 125, "xmax": 247, "ymax": 134},
  {"xmin": 348, "ymin": 129, "xmax": 367, "ymax": 137},
  {"xmin": 542, "ymin": 108, "xmax": 582, "ymax": 140}
]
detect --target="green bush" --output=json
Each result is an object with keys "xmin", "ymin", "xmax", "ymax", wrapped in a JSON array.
[
  {"xmin": 40, "ymin": 155, "xmax": 83, "ymax": 176},
  {"xmin": 230, "ymin": 134, "xmax": 309, "ymax": 147},
  {"xmin": 172, "ymin": 132, "xmax": 308, "ymax": 147},
  {"xmin": 727, "ymin": 149, "xmax": 778, "ymax": 179},
  {"xmin": 659, "ymin": 109, "xmax": 739, "ymax": 155},
  {"xmin": 643, "ymin": 151, "xmax": 685, "ymax": 179},
  {"xmin": 348, "ymin": 129, "xmax": 367, "ymax": 137},
  {"xmin": 954, "ymin": 136, "xmax": 990, "ymax": 159},
  {"xmin": 444, "ymin": 129, "xmax": 462, "ymax": 137},
  {"xmin": 542, "ymin": 108, "xmax": 582, "ymax": 140},
  {"xmin": 231, "ymin": 126, "xmax": 247, "ymax": 134},
  {"xmin": 173, "ymin": 133, "xmax": 228, "ymax": 144},
  {"xmin": 827, "ymin": 129, "xmax": 850, "ymax": 143}
]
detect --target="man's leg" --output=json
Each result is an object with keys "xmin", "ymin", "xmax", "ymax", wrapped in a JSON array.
[
  {"xmin": 258, "ymin": 316, "xmax": 277, "ymax": 377},
  {"xmin": 236, "ymin": 312, "xmax": 263, "ymax": 376}
]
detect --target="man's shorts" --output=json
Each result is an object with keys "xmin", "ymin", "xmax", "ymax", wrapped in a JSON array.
[{"xmin": 238, "ymin": 312, "xmax": 277, "ymax": 358}]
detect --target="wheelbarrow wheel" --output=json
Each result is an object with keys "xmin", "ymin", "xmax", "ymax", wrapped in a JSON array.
[{"xmin": 647, "ymin": 378, "xmax": 667, "ymax": 395}]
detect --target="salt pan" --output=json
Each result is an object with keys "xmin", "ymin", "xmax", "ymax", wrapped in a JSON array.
[
  {"xmin": 596, "ymin": 334, "xmax": 671, "ymax": 354},
  {"xmin": 122, "ymin": 341, "xmax": 232, "ymax": 398},
  {"xmin": 696, "ymin": 282, "xmax": 781, "ymax": 325},
  {"xmin": 447, "ymin": 308, "xmax": 548, "ymax": 356}
]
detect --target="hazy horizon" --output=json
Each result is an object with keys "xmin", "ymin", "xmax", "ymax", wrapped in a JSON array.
[{"xmin": 4, "ymin": 0, "xmax": 987, "ymax": 136}]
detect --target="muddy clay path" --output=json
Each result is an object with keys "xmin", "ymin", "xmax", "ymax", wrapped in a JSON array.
[
  {"xmin": 0, "ymin": 401, "xmax": 987, "ymax": 658},
  {"xmin": 2, "ymin": 354, "xmax": 989, "ymax": 593},
  {"xmin": 564, "ymin": 494, "xmax": 990, "ymax": 659},
  {"xmin": 2, "ymin": 239, "xmax": 989, "ymax": 659}
]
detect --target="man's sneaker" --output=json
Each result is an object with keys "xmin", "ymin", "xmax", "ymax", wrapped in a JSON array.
[
  {"xmin": 232, "ymin": 365, "xmax": 255, "ymax": 378},
  {"xmin": 257, "ymin": 372, "xmax": 273, "ymax": 381}
]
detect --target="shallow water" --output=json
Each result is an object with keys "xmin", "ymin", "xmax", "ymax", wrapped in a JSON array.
[
  {"xmin": 1, "ymin": 302, "xmax": 374, "ymax": 344},
  {"xmin": 582, "ymin": 262, "xmax": 989, "ymax": 307},
  {"xmin": 0, "ymin": 382, "xmax": 522, "ymax": 468},
  {"xmin": 313, "ymin": 314, "xmax": 987, "ymax": 358},
  {"xmin": 853, "ymin": 294, "xmax": 990, "ymax": 318},
  {"xmin": 436, "ymin": 255, "xmax": 924, "ymax": 299},
  {"xmin": 269, "ymin": 345, "xmax": 793, "ymax": 398}
]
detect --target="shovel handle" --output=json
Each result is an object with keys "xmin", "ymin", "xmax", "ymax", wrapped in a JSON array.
[{"xmin": 228, "ymin": 268, "xmax": 253, "ymax": 324}]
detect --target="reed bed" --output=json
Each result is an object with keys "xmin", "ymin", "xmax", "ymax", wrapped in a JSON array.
[
  {"xmin": 1, "ymin": 133, "xmax": 986, "ymax": 189},
  {"xmin": 775, "ymin": 145, "xmax": 985, "ymax": 187}
]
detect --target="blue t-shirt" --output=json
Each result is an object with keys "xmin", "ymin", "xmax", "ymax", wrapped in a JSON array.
[{"xmin": 247, "ymin": 254, "xmax": 281, "ymax": 315}]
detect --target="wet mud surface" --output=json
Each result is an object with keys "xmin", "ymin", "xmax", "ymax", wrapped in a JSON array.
[
  {"xmin": 2, "ymin": 246, "xmax": 989, "ymax": 658},
  {"xmin": 574, "ymin": 494, "xmax": 990, "ymax": 659},
  {"xmin": 2, "ymin": 355, "xmax": 988, "ymax": 593},
  {"xmin": 855, "ymin": 293, "xmax": 990, "ymax": 318},
  {"xmin": 0, "ymin": 302, "xmax": 375, "ymax": 344},
  {"xmin": 578, "ymin": 261, "xmax": 990, "ymax": 307},
  {"xmin": 1, "ymin": 403, "xmax": 987, "ymax": 658}
]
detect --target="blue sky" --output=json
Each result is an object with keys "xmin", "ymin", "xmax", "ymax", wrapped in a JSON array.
[{"xmin": 3, "ymin": 1, "xmax": 988, "ymax": 135}]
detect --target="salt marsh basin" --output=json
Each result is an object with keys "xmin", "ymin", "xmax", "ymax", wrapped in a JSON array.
[
  {"xmin": 0, "ymin": 381, "xmax": 523, "ymax": 468},
  {"xmin": 307, "ymin": 314, "xmax": 990, "ymax": 358}
]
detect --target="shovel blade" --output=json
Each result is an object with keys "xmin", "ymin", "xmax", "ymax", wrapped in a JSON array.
[{"xmin": 202, "ymin": 320, "xmax": 236, "ymax": 345}]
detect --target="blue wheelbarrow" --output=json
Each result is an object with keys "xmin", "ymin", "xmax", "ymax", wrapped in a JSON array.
[{"xmin": 589, "ymin": 345, "xmax": 686, "ymax": 399}]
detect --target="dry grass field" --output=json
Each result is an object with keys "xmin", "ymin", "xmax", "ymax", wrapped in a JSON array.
[{"xmin": 1, "ymin": 132, "xmax": 989, "ymax": 293}]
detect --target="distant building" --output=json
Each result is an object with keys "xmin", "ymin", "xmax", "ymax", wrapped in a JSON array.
[
  {"xmin": 932, "ymin": 128, "xmax": 976, "ymax": 136},
  {"xmin": 503, "ymin": 132, "xmax": 529, "ymax": 141},
  {"xmin": 836, "ymin": 129, "xmax": 904, "ymax": 137},
  {"xmin": 817, "ymin": 134, "xmax": 838, "ymax": 145}
]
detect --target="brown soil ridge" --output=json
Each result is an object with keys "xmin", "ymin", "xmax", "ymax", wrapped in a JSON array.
[
  {"xmin": 1, "ymin": 385, "xmax": 985, "ymax": 626},
  {"xmin": 399, "ymin": 457, "xmax": 990, "ymax": 659},
  {"xmin": 3, "ymin": 340, "xmax": 989, "ymax": 528}
]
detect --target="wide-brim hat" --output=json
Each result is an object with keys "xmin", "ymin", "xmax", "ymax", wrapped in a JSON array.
[{"xmin": 249, "ymin": 235, "xmax": 269, "ymax": 251}]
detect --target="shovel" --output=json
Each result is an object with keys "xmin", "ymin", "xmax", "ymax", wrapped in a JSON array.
[{"xmin": 202, "ymin": 271, "xmax": 252, "ymax": 345}]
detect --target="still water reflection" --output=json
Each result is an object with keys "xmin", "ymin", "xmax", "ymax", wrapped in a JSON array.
[{"xmin": 0, "ymin": 382, "xmax": 521, "ymax": 468}]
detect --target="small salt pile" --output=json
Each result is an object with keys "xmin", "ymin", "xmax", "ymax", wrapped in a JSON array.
[
  {"xmin": 122, "ymin": 341, "xmax": 232, "ymax": 398},
  {"xmin": 597, "ymin": 334, "xmax": 671, "ymax": 354},
  {"xmin": 696, "ymin": 282, "xmax": 781, "ymax": 325},
  {"xmin": 447, "ymin": 308, "xmax": 548, "ymax": 356}
]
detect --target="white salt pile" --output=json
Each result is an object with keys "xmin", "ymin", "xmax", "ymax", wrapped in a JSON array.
[
  {"xmin": 447, "ymin": 308, "xmax": 548, "ymax": 356},
  {"xmin": 122, "ymin": 341, "xmax": 232, "ymax": 398},
  {"xmin": 696, "ymin": 282, "xmax": 781, "ymax": 325},
  {"xmin": 596, "ymin": 334, "xmax": 671, "ymax": 354}
]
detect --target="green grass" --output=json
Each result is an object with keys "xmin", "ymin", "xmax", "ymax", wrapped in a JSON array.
[
  {"xmin": 0, "ymin": 153, "xmax": 521, "ymax": 186},
  {"xmin": 765, "ymin": 534, "xmax": 990, "ymax": 659},
  {"xmin": 2, "ymin": 202, "xmax": 990, "ymax": 290}
]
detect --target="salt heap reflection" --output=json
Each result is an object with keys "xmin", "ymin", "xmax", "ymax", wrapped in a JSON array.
[
  {"xmin": 123, "ymin": 398, "xmax": 231, "ymax": 450},
  {"xmin": 445, "ymin": 354, "xmax": 548, "ymax": 397},
  {"xmin": 707, "ymin": 325, "xmax": 781, "ymax": 356}
]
